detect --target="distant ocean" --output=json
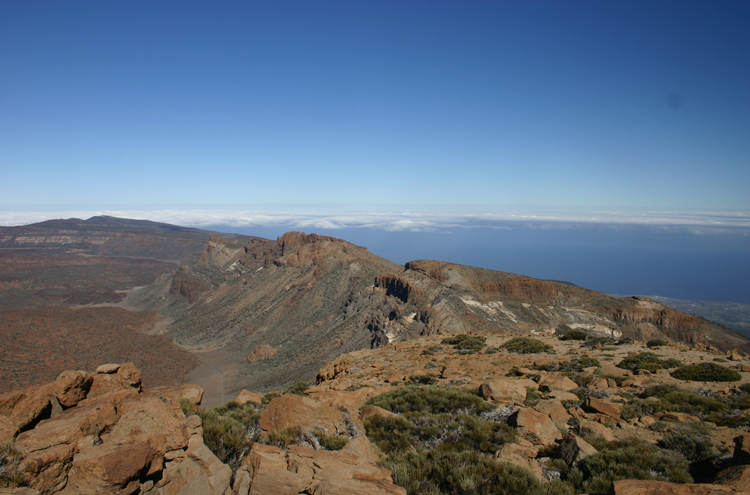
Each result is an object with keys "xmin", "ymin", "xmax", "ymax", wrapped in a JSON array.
[{"xmin": 207, "ymin": 224, "xmax": 750, "ymax": 306}]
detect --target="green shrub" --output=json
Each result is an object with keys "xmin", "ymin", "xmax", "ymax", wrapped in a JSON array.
[
  {"xmin": 560, "ymin": 330, "xmax": 588, "ymax": 341},
  {"xmin": 616, "ymin": 352, "xmax": 682, "ymax": 372},
  {"xmin": 641, "ymin": 384, "xmax": 682, "ymax": 399},
  {"xmin": 409, "ymin": 374, "xmax": 438, "ymax": 385},
  {"xmin": 532, "ymin": 357, "xmax": 600, "ymax": 373},
  {"xmin": 567, "ymin": 438, "xmax": 692, "ymax": 493},
  {"xmin": 383, "ymin": 450, "xmax": 543, "ymax": 495},
  {"xmin": 315, "ymin": 429, "xmax": 349, "ymax": 450},
  {"xmin": 671, "ymin": 363, "xmax": 742, "ymax": 382},
  {"xmin": 262, "ymin": 392, "xmax": 280, "ymax": 404},
  {"xmin": 365, "ymin": 385, "xmax": 495, "ymax": 415},
  {"xmin": 364, "ymin": 412, "xmax": 516, "ymax": 455},
  {"xmin": 441, "ymin": 334, "xmax": 487, "ymax": 354},
  {"xmin": 658, "ymin": 423, "xmax": 715, "ymax": 461},
  {"xmin": 180, "ymin": 397, "xmax": 197, "ymax": 416},
  {"xmin": 501, "ymin": 337, "xmax": 554, "ymax": 355},
  {"xmin": 621, "ymin": 390, "xmax": 728, "ymax": 420},
  {"xmin": 200, "ymin": 401, "xmax": 262, "ymax": 473},
  {"xmin": 284, "ymin": 381, "xmax": 310, "ymax": 395},
  {"xmin": 422, "ymin": 346, "xmax": 445, "ymax": 356},
  {"xmin": 425, "ymin": 361, "xmax": 438, "ymax": 369},
  {"xmin": 647, "ymin": 339, "xmax": 668, "ymax": 348}
]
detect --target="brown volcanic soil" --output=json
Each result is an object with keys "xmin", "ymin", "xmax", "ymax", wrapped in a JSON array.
[
  {"xmin": 0, "ymin": 248, "xmax": 179, "ymax": 309},
  {"xmin": 0, "ymin": 307, "xmax": 199, "ymax": 393}
]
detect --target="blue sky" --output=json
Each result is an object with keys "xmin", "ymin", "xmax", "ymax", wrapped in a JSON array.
[{"xmin": 1, "ymin": 0, "xmax": 749, "ymax": 216}]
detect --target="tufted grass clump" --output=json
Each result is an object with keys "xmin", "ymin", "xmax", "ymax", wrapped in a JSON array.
[
  {"xmin": 365, "ymin": 385, "xmax": 495, "ymax": 415},
  {"xmin": 284, "ymin": 381, "xmax": 310, "ymax": 395},
  {"xmin": 200, "ymin": 401, "xmax": 262, "ymax": 473},
  {"xmin": 441, "ymin": 334, "xmax": 487, "ymax": 354},
  {"xmin": 616, "ymin": 352, "xmax": 682, "ymax": 372},
  {"xmin": 560, "ymin": 330, "xmax": 588, "ymax": 341},
  {"xmin": 264, "ymin": 426, "xmax": 348, "ymax": 451},
  {"xmin": 566, "ymin": 438, "xmax": 692, "ymax": 493},
  {"xmin": 671, "ymin": 363, "xmax": 742, "ymax": 382},
  {"xmin": 0, "ymin": 442, "xmax": 27, "ymax": 486},
  {"xmin": 501, "ymin": 337, "xmax": 555, "ymax": 355}
]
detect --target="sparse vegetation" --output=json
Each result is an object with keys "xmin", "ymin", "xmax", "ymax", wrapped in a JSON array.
[
  {"xmin": 383, "ymin": 450, "xmax": 543, "ymax": 495},
  {"xmin": 671, "ymin": 363, "xmax": 741, "ymax": 382},
  {"xmin": 366, "ymin": 385, "xmax": 495, "ymax": 415},
  {"xmin": 658, "ymin": 423, "xmax": 715, "ymax": 462},
  {"xmin": 501, "ymin": 337, "xmax": 555, "ymax": 355},
  {"xmin": 616, "ymin": 352, "xmax": 682, "ymax": 372},
  {"xmin": 199, "ymin": 400, "xmax": 262, "ymax": 474},
  {"xmin": 441, "ymin": 334, "xmax": 487, "ymax": 354},
  {"xmin": 647, "ymin": 339, "xmax": 667, "ymax": 348},
  {"xmin": 409, "ymin": 373, "xmax": 439, "ymax": 385},
  {"xmin": 265, "ymin": 426, "xmax": 348, "ymax": 451},
  {"xmin": 531, "ymin": 357, "xmax": 600, "ymax": 373},
  {"xmin": 566, "ymin": 438, "xmax": 692, "ymax": 493},
  {"xmin": 283, "ymin": 381, "xmax": 310, "ymax": 395},
  {"xmin": 422, "ymin": 345, "xmax": 445, "ymax": 356},
  {"xmin": 560, "ymin": 329, "xmax": 588, "ymax": 341},
  {"xmin": 0, "ymin": 442, "xmax": 27, "ymax": 487}
]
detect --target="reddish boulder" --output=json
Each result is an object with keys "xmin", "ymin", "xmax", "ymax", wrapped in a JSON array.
[
  {"xmin": 260, "ymin": 394, "xmax": 344, "ymax": 434},
  {"xmin": 480, "ymin": 379, "xmax": 527, "ymax": 404},
  {"xmin": 236, "ymin": 390, "xmax": 264, "ymax": 405},
  {"xmin": 508, "ymin": 407, "xmax": 562, "ymax": 446},
  {"xmin": 557, "ymin": 433, "xmax": 598, "ymax": 465},
  {"xmin": 582, "ymin": 397, "xmax": 622, "ymax": 419},
  {"xmin": 53, "ymin": 370, "xmax": 92, "ymax": 408}
]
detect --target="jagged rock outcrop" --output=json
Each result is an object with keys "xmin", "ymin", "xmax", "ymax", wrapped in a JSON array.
[
  {"xmin": 233, "ymin": 439, "xmax": 406, "ymax": 495},
  {"xmin": 0, "ymin": 364, "xmax": 230, "ymax": 495}
]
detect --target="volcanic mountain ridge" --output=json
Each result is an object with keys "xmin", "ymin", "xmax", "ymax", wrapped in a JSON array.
[{"xmin": 127, "ymin": 230, "xmax": 749, "ymax": 401}]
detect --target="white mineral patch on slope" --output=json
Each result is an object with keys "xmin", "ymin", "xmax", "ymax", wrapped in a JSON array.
[{"xmin": 461, "ymin": 297, "xmax": 518, "ymax": 323}]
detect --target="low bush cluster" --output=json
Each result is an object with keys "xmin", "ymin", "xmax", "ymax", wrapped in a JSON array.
[
  {"xmin": 199, "ymin": 400, "xmax": 262, "ymax": 473},
  {"xmin": 531, "ymin": 357, "xmax": 600, "ymax": 373},
  {"xmin": 365, "ymin": 412, "xmax": 516, "ymax": 454},
  {"xmin": 671, "ymin": 363, "xmax": 742, "ymax": 382},
  {"xmin": 383, "ymin": 450, "xmax": 549, "ymax": 495},
  {"xmin": 616, "ymin": 352, "xmax": 682, "ymax": 372},
  {"xmin": 647, "ymin": 339, "xmax": 668, "ymax": 348},
  {"xmin": 658, "ymin": 423, "xmax": 715, "ymax": 462},
  {"xmin": 560, "ymin": 330, "xmax": 588, "ymax": 341},
  {"xmin": 283, "ymin": 381, "xmax": 310, "ymax": 395},
  {"xmin": 566, "ymin": 438, "xmax": 692, "ymax": 493},
  {"xmin": 365, "ymin": 385, "xmax": 495, "ymax": 415},
  {"xmin": 409, "ymin": 373, "xmax": 439, "ymax": 385},
  {"xmin": 441, "ymin": 334, "xmax": 487, "ymax": 354},
  {"xmin": 501, "ymin": 337, "xmax": 555, "ymax": 355}
]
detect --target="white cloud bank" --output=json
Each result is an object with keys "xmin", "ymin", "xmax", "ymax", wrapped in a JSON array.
[{"xmin": 1, "ymin": 209, "xmax": 749, "ymax": 234}]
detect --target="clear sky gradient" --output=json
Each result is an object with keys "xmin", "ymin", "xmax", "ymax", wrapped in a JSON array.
[{"xmin": 2, "ymin": 0, "xmax": 749, "ymax": 214}]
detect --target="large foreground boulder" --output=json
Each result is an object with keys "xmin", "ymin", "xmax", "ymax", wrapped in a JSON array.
[
  {"xmin": 0, "ymin": 364, "xmax": 227, "ymax": 495},
  {"xmin": 233, "ymin": 437, "xmax": 406, "ymax": 495}
]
